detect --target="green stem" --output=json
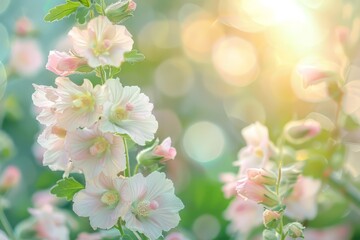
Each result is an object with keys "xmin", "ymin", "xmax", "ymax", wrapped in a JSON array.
[
  {"xmin": 123, "ymin": 137, "xmax": 131, "ymax": 177},
  {"xmin": 275, "ymin": 133, "xmax": 286, "ymax": 239},
  {"xmin": 134, "ymin": 164, "xmax": 139, "ymax": 175},
  {"xmin": 0, "ymin": 208, "xmax": 15, "ymax": 240}
]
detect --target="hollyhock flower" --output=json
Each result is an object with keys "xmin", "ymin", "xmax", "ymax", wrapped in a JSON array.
[
  {"xmin": 32, "ymin": 190, "xmax": 59, "ymax": 208},
  {"xmin": 284, "ymin": 176, "xmax": 321, "ymax": 220},
  {"xmin": 236, "ymin": 177, "xmax": 278, "ymax": 207},
  {"xmin": 246, "ymin": 168, "xmax": 277, "ymax": 186},
  {"xmin": 9, "ymin": 39, "xmax": 43, "ymax": 76},
  {"xmin": 29, "ymin": 205, "xmax": 69, "ymax": 240},
  {"xmin": 224, "ymin": 197, "xmax": 263, "ymax": 234},
  {"xmin": 234, "ymin": 122, "xmax": 275, "ymax": 176},
  {"xmin": 342, "ymin": 80, "xmax": 360, "ymax": 122},
  {"xmin": 0, "ymin": 165, "xmax": 21, "ymax": 191},
  {"xmin": 72, "ymin": 174, "xmax": 128, "ymax": 229},
  {"xmin": 68, "ymin": 16, "xmax": 133, "ymax": 68},
  {"xmin": 46, "ymin": 51, "xmax": 87, "ymax": 76},
  {"xmin": 32, "ymin": 84, "xmax": 58, "ymax": 126},
  {"xmin": 76, "ymin": 232, "xmax": 102, "ymax": 240},
  {"xmin": 284, "ymin": 119, "xmax": 321, "ymax": 144},
  {"xmin": 54, "ymin": 77, "xmax": 105, "ymax": 130},
  {"xmin": 123, "ymin": 172, "xmax": 184, "ymax": 240},
  {"xmin": 153, "ymin": 137, "xmax": 177, "ymax": 161},
  {"xmin": 15, "ymin": 16, "xmax": 34, "ymax": 36},
  {"xmin": 219, "ymin": 172, "xmax": 240, "ymax": 198},
  {"xmin": 66, "ymin": 124, "xmax": 126, "ymax": 178},
  {"xmin": 304, "ymin": 225, "xmax": 351, "ymax": 240},
  {"xmin": 37, "ymin": 125, "xmax": 70, "ymax": 171},
  {"xmin": 99, "ymin": 79, "xmax": 158, "ymax": 145}
]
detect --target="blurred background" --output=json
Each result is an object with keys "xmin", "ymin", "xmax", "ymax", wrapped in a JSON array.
[{"xmin": 0, "ymin": 0, "xmax": 360, "ymax": 239}]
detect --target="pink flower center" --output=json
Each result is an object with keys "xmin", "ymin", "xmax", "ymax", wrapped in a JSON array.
[
  {"xmin": 133, "ymin": 200, "xmax": 158, "ymax": 217},
  {"xmin": 90, "ymin": 137, "xmax": 109, "ymax": 155}
]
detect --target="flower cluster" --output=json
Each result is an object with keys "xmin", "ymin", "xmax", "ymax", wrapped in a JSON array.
[{"xmin": 32, "ymin": 1, "xmax": 184, "ymax": 239}]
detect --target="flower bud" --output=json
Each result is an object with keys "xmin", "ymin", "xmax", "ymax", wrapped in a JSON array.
[
  {"xmin": 262, "ymin": 229, "xmax": 278, "ymax": 240},
  {"xmin": 284, "ymin": 119, "xmax": 321, "ymax": 144},
  {"xmin": 263, "ymin": 210, "xmax": 281, "ymax": 228},
  {"xmin": 286, "ymin": 222, "xmax": 305, "ymax": 238},
  {"xmin": 137, "ymin": 137, "xmax": 176, "ymax": 166},
  {"xmin": 46, "ymin": 51, "xmax": 87, "ymax": 77},
  {"xmin": 297, "ymin": 65, "xmax": 334, "ymax": 88},
  {"xmin": 0, "ymin": 166, "xmax": 21, "ymax": 192},
  {"xmin": 236, "ymin": 178, "xmax": 279, "ymax": 207},
  {"xmin": 15, "ymin": 17, "xmax": 34, "ymax": 36},
  {"xmin": 247, "ymin": 168, "xmax": 277, "ymax": 186},
  {"xmin": 105, "ymin": 0, "xmax": 136, "ymax": 24}
]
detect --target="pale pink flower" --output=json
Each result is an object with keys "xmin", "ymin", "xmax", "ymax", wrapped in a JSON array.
[
  {"xmin": 297, "ymin": 65, "xmax": 330, "ymax": 88},
  {"xmin": 246, "ymin": 168, "xmax": 277, "ymax": 186},
  {"xmin": 284, "ymin": 176, "xmax": 321, "ymax": 220},
  {"xmin": 32, "ymin": 190, "xmax": 59, "ymax": 208},
  {"xmin": 9, "ymin": 39, "xmax": 43, "ymax": 76},
  {"xmin": 66, "ymin": 124, "xmax": 126, "ymax": 178},
  {"xmin": 123, "ymin": 172, "xmax": 184, "ymax": 240},
  {"xmin": 284, "ymin": 119, "xmax": 321, "ymax": 144},
  {"xmin": 76, "ymin": 232, "xmax": 102, "ymax": 240},
  {"xmin": 32, "ymin": 84, "xmax": 58, "ymax": 126},
  {"xmin": 236, "ymin": 177, "xmax": 278, "ymax": 207},
  {"xmin": 219, "ymin": 172, "xmax": 239, "ymax": 198},
  {"xmin": 165, "ymin": 232, "xmax": 188, "ymax": 240},
  {"xmin": 15, "ymin": 16, "xmax": 34, "ymax": 36},
  {"xmin": 46, "ymin": 51, "xmax": 87, "ymax": 76},
  {"xmin": 99, "ymin": 79, "xmax": 158, "ymax": 145},
  {"xmin": 234, "ymin": 122, "xmax": 275, "ymax": 176},
  {"xmin": 68, "ymin": 16, "xmax": 133, "ymax": 67},
  {"xmin": 304, "ymin": 225, "xmax": 351, "ymax": 240},
  {"xmin": 54, "ymin": 77, "xmax": 105, "ymax": 130},
  {"xmin": 0, "ymin": 166, "xmax": 21, "ymax": 191},
  {"xmin": 342, "ymin": 80, "xmax": 360, "ymax": 123},
  {"xmin": 72, "ymin": 174, "xmax": 128, "ymax": 229},
  {"xmin": 153, "ymin": 137, "xmax": 177, "ymax": 161},
  {"xmin": 224, "ymin": 197, "xmax": 263, "ymax": 234},
  {"xmin": 29, "ymin": 205, "xmax": 69, "ymax": 240},
  {"xmin": 37, "ymin": 125, "xmax": 70, "ymax": 171}
]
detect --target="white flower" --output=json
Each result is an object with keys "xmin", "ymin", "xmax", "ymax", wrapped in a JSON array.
[
  {"xmin": 99, "ymin": 79, "xmax": 158, "ymax": 145},
  {"xmin": 72, "ymin": 174, "xmax": 128, "ymax": 229},
  {"xmin": 32, "ymin": 84, "xmax": 58, "ymax": 126},
  {"xmin": 68, "ymin": 16, "xmax": 133, "ymax": 67},
  {"xmin": 29, "ymin": 205, "xmax": 69, "ymax": 240},
  {"xmin": 284, "ymin": 176, "xmax": 321, "ymax": 221},
  {"xmin": 54, "ymin": 77, "xmax": 105, "ymax": 130},
  {"xmin": 123, "ymin": 172, "xmax": 184, "ymax": 240},
  {"xmin": 66, "ymin": 124, "xmax": 126, "ymax": 178}
]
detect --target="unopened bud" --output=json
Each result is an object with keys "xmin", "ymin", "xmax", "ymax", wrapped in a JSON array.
[
  {"xmin": 286, "ymin": 222, "xmax": 305, "ymax": 238},
  {"xmin": 0, "ymin": 166, "xmax": 21, "ymax": 192},
  {"xmin": 105, "ymin": 0, "xmax": 136, "ymax": 24},
  {"xmin": 236, "ymin": 178, "xmax": 279, "ymax": 207},
  {"xmin": 284, "ymin": 119, "xmax": 321, "ymax": 144},
  {"xmin": 262, "ymin": 229, "xmax": 278, "ymax": 240},
  {"xmin": 137, "ymin": 137, "xmax": 176, "ymax": 166},
  {"xmin": 247, "ymin": 168, "xmax": 277, "ymax": 186},
  {"xmin": 297, "ymin": 65, "xmax": 335, "ymax": 88},
  {"xmin": 263, "ymin": 210, "xmax": 281, "ymax": 228}
]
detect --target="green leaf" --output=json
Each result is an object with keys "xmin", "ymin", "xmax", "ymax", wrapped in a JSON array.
[
  {"xmin": 44, "ymin": 1, "xmax": 81, "ymax": 22},
  {"xmin": 77, "ymin": 0, "xmax": 90, "ymax": 7},
  {"xmin": 75, "ymin": 7, "xmax": 89, "ymax": 24},
  {"xmin": 50, "ymin": 177, "xmax": 84, "ymax": 201},
  {"xmin": 124, "ymin": 50, "xmax": 145, "ymax": 64},
  {"xmin": 94, "ymin": 3, "xmax": 104, "ymax": 15}
]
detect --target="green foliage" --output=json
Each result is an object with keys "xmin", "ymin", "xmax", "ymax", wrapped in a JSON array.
[
  {"xmin": 44, "ymin": 1, "xmax": 82, "ymax": 22},
  {"xmin": 303, "ymin": 156, "xmax": 327, "ymax": 178},
  {"xmin": 50, "ymin": 177, "xmax": 84, "ymax": 201},
  {"xmin": 124, "ymin": 50, "xmax": 145, "ymax": 64},
  {"xmin": 77, "ymin": 0, "xmax": 91, "ymax": 7},
  {"xmin": 75, "ymin": 7, "xmax": 89, "ymax": 24}
]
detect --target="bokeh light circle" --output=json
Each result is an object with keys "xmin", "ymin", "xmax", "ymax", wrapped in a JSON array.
[
  {"xmin": 154, "ymin": 57, "xmax": 194, "ymax": 98},
  {"xmin": 0, "ymin": 0, "xmax": 10, "ymax": 15},
  {"xmin": 212, "ymin": 36, "xmax": 258, "ymax": 87},
  {"xmin": 192, "ymin": 214, "xmax": 221, "ymax": 240},
  {"xmin": 183, "ymin": 121, "xmax": 225, "ymax": 163}
]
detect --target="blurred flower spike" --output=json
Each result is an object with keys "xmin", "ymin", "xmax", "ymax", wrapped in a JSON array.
[{"xmin": 284, "ymin": 119, "xmax": 321, "ymax": 144}]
